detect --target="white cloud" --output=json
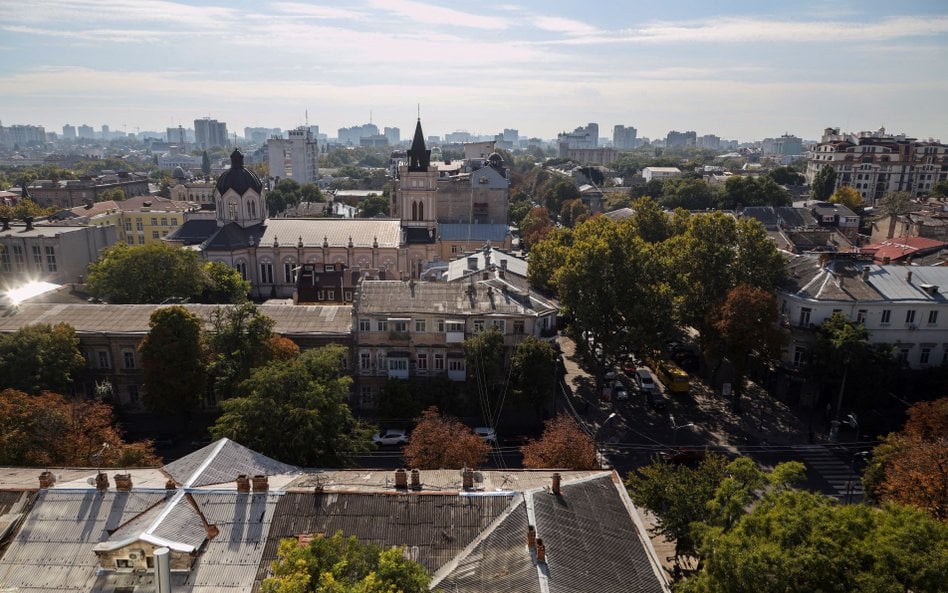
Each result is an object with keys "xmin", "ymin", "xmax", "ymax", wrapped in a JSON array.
[
  {"xmin": 0, "ymin": 0, "xmax": 239, "ymax": 28},
  {"xmin": 364, "ymin": 0, "xmax": 508, "ymax": 30},
  {"xmin": 269, "ymin": 2, "xmax": 367, "ymax": 20},
  {"xmin": 532, "ymin": 16, "xmax": 597, "ymax": 36}
]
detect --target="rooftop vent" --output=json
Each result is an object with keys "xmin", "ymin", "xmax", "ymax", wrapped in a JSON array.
[
  {"xmin": 394, "ymin": 468, "xmax": 408, "ymax": 490},
  {"xmin": 920, "ymin": 283, "xmax": 939, "ymax": 296},
  {"xmin": 39, "ymin": 471, "xmax": 56, "ymax": 489}
]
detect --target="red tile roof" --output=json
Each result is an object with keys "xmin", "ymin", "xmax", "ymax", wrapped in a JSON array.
[{"xmin": 861, "ymin": 236, "xmax": 948, "ymax": 262}]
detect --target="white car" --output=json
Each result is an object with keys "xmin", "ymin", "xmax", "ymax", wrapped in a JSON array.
[
  {"xmin": 372, "ymin": 429, "xmax": 408, "ymax": 446},
  {"xmin": 474, "ymin": 426, "xmax": 497, "ymax": 444}
]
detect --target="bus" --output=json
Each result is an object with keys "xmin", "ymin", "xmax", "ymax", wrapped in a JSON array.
[{"xmin": 655, "ymin": 360, "xmax": 690, "ymax": 394}]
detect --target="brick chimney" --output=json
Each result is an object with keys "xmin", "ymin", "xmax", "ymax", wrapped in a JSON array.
[
  {"xmin": 95, "ymin": 472, "xmax": 109, "ymax": 491},
  {"xmin": 862, "ymin": 266, "xmax": 870, "ymax": 282},
  {"xmin": 394, "ymin": 468, "xmax": 408, "ymax": 490},
  {"xmin": 410, "ymin": 468, "xmax": 421, "ymax": 491},
  {"xmin": 114, "ymin": 473, "xmax": 132, "ymax": 491},
  {"xmin": 252, "ymin": 475, "xmax": 269, "ymax": 492},
  {"xmin": 907, "ymin": 270, "xmax": 913, "ymax": 283},
  {"xmin": 23, "ymin": 216, "xmax": 34, "ymax": 231},
  {"xmin": 165, "ymin": 479, "xmax": 177, "ymax": 490},
  {"xmin": 0, "ymin": 217, "xmax": 9, "ymax": 231},
  {"xmin": 462, "ymin": 468, "xmax": 474, "ymax": 490},
  {"xmin": 527, "ymin": 525, "xmax": 536, "ymax": 549},
  {"xmin": 236, "ymin": 474, "xmax": 250, "ymax": 493},
  {"xmin": 536, "ymin": 538, "xmax": 546, "ymax": 563},
  {"xmin": 38, "ymin": 471, "xmax": 56, "ymax": 489},
  {"xmin": 551, "ymin": 473, "xmax": 561, "ymax": 496}
]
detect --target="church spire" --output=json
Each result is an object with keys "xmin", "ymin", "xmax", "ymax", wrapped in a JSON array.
[{"xmin": 407, "ymin": 118, "xmax": 430, "ymax": 172}]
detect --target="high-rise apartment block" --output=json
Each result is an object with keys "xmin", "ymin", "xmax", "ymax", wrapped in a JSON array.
[
  {"xmin": 761, "ymin": 134, "xmax": 803, "ymax": 156},
  {"xmin": 384, "ymin": 127, "xmax": 401, "ymax": 144},
  {"xmin": 613, "ymin": 125, "xmax": 638, "ymax": 149},
  {"xmin": 194, "ymin": 118, "xmax": 228, "ymax": 149},
  {"xmin": 77, "ymin": 125, "xmax": 95, "ymax": 139},
  {"xmin": 805, "ymin": 127, "xmax": 948, "ymax": 204},
  {"xmin": 62, "ymin": 124, "xmax": 77, "ymax": 140},
  {"xmin": 338, "ymin": 123, "xmax": 379, "ymax": 146},
  {"xmin": 267, "ymin": 126, "xmax": 319, "ymax": 184},
  {"xmin": 697, "ymin": 134, "xmax": 721, "ymax": 150},
  {"xmin": 0, "ymin": 124, "xmax": 47, "ymax": 148},
  {"xmin": 666, "ymin": 130, "xmax": 697, "ymax": 148},
  {"xmin": 166, "ymin": 125, "xmax": 188, "ymax": 146},
  {"xmin": 558, "ymin": 123, "xmax": 598, "ymax": 149}
]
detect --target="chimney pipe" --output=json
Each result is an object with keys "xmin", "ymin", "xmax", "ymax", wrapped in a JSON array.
[
  {"xmin": 536, "ymin": 538, "xmax": 546, "ymax": 563},
  {"xmin": 0, "ymin": 217, "xmax": 9, "ymax": 231},
  {"xmin": 527, "ymin": 525, "xmax": 536, "ymax": 549},
  {"xmin": 551, "ymin": 473, "xmax": 561, "ymax": 496},
  {"xmin": 251, "ymin": 474, "xmax": 269, "ymax": 492},
  {"xmin": 394, "ymin": 468, "xmax": 408, "ymax": 490},
  {"xmin": 862, "ymin": 266, "xmax": 870, "ymax": 281},
  {"xmin": 165, "ymin": 479, "xmax": 177, "ymax": 490},
  {"xmin": 236, "ymin": 474, "xmax": 250, "ymax": 493},
  {"xmin": 39, "ymin": 471, "xmax": 56, "ymax": 489},
  {"xmin": 462, "ymin": 468, "xmax": 474, "ymax": 490},
  {"xmin": 24, "ymin": 216, "xmax": 34, "ymax": 231},
  {"xmin": 114, "ymin": 473, "xmax": 132, "ymax": 491},
  {"xmin": 410, "ymin": 468, "xmax": 421, "ymax": 491},
  {"xmin": 95, "ymin": 472, "xmax": 109, "ymax": 491},
  {"xmin": 154, "ymin": 547, "xmax": 172, "ymax": 593},
  {"xmin": 907, "ymin": 270, "xmax": 913, "ymax": 283}
]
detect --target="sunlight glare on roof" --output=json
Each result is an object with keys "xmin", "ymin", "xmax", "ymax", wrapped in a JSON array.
[{"xmin": 6, "ymin": 281, "xmax": 60, "ymax": 305}]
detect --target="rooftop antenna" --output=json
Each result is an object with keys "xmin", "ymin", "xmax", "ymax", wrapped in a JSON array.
[
  {"xmin": 369, "ymin": 109, "xmax": 372, "ymax": 125},
  {"xmin": 417, "ymin": 103, "xmax": 420, "ymax": 119},
  {"xmin": 305, "ymin": 109, "xmax": 309, "ymax": 127}
]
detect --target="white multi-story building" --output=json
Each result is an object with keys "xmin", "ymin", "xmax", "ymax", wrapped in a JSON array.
[
  {"xmin": 642, "ymin": 167, "xmax": 682, "ymax": 183},
  {"xmin": 805, "ymin": 127, "xmax": 948, "ymax": 204},
  {"xmin": 267, "ymin": 126, "xmax": 319, "ymax": 184},
  {"xmin": 779, "ymin": 254, "xmax": 948, "ymax": 370}
]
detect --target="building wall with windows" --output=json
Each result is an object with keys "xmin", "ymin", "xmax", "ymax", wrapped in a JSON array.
[
  {"xmin": 0, "ymin": 220, "xmax": 117, "ymax": 287},
  {"xmin": 805, "ymin": 127, "xmax": 948, "ymax": 205},
  {"xmin": 351, "ymin": 279, "xmax": 557, "ymax": 410},
  {"xmin": 778, "ymin": 254, "xmax": 948, "ymax": 370}
]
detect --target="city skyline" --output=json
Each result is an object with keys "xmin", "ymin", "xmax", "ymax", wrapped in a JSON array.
[{"xmin": 1, "ymin": 0, "xmax": 947, "ymax": 142}]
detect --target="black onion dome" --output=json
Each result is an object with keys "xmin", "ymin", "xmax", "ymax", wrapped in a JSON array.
[{"xmin": 216, "ymin": 149, "xmax": 263, "ymax": 195}]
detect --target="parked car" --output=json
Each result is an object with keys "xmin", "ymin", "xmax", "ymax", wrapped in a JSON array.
[
  {"xmin": 474, "ymin": 426, "xmax": 497, "ymax": 444},
  {"xmin": 372, "ymin": 428, "xmax": 408, "ymax": 446},
  {"xmin": 646, "ymin": 389, "xmax": 668, "ymax": 411},
  {"xmin": 634, "ymin": 367, "xmax": 657, "ymax": 394}
]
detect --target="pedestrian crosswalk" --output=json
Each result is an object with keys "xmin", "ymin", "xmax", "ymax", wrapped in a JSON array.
[{"xmin": 794, "ymin": 444, "xmax": 864, "ymax": 502}]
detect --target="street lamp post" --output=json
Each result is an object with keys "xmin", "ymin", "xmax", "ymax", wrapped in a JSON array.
[
  {"xmin": 669, "ymin": 414, "xmax": 695, "ymax": 446},
  {"xmin": 594, "ymin": 412, "xmax": 618, "ymax": 468}
]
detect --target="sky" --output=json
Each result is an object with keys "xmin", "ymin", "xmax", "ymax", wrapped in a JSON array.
[{"xmin": 1, "ymin": 0, "xmax": 947, "ymax": 143}]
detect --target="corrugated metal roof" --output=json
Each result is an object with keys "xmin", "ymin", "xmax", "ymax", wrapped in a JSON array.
[
  {"xmin": 356, "ymin": 280, "xmax": 554, "ymax": 317},
  {"xmin": 439, "ymin": 223, "xmax": 510, "ymax": 242},
  {"xmin": 163, "ymin": 438, "xmax": 298, "ymax": 488},
  {"xmin": 533, "ymin": 476, "xmax": 665, "ymax": 593},
  {"xmin": 437, "ymin": 498, "xmax": 541, "ymax": 593},
  {"xmin": 0, "ymin": 303, "xmax": 352, "ymax": 337},
  {"xmin": 444, "ymin": 248, "xmax": 528, "ymax": 282}
]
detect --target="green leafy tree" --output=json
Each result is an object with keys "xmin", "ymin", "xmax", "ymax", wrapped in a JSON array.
[
  {"xmin": 630, "ymin": 196, "xmax": 672, "ymax": 243},
  {"xmin": 538, "ymin": 175, "xmax": 581, "ymax": 215},
  {"xmin": 299, "ymin": 183, "xmax": 324, "ymax": 202},
  {"xmin": 261, "ymin": 532, "xmax": 430, "ymax": 593},
  {"xmin": 0, "ymin": 198, "xmax": 61, "ymax": 220},
  {"xmin": 201, "ymin": 150, "xmax": 211, "ymax": 178},
  {"xmin": 878, "ymin": 190, "xmax": 914, "ymax": 217},
  {"xmin": 626, "ymin": 454, "xmax": 804, "ymax": 558},
  {"xmin": 555, "ymin": 216, "xmax": 675, "ymax": 359},
  {"xmin": 520, "ymin": 205, "xmax": 555, "ymax": 249},
  {"xmin": 511, "ymin": 336, "xmax": 557, "ymax": 420},
  {"xmin": 628, "ymin": 178, "xmax": 665, "ymax": 200},
  {"xmin": 931, "ymin": 179, "xmax": 948, "ymax": 198},
  {"xmin": 526, "ymin": 225, "xmax": 570, "ymax": 291},
  {"xmin": 464, "ymin": 326, "xmax": 506, "ymax": 417},
  {"xmin": 829, "ymin": 185, "xmax": 864, "ymax": 210},
  {"xmin": 200, "ymin": 261, "xmax": 249, "ymax": 303},
  {"xmin": 558, "ymin": 198, "xmax": 589, "ymax": 227},
  {"xmin": 508, "ymin": 197, "xmax": 533, "ymax": 230},
  {"xmin": 138, "ymin": 306, "xmax": 206, "ymax": 416},
  {"xmin": 521, "ymin": 414, "xmax": 597, "ymax": 470},
  {"xmin": 809, "ymin": 165, "xmax": 837, "ymax": 201},
  {"xmin": 206, "ymin": 302, "xmax": 275, "ymax": 402},
  {"xmin": 98, "ymin": 187, "xmax": 126, "ymax": 202},
  {"xmin": 86, "ymin": 242, "xmax": 204, "ymax": 303},
  {"xmin": 357, "ymin": 194, "xmax": 390, "ymax": 218},
  {"xmin": 716, "ymin": 175, "xmax": 789, "ymax": 210},
  {"xmin": 660, "ymin": 177, "xmax": 715, "ymax": 210},
  {"xmin": 766, "ymin": 166, "xmax": 805, "ymax": 186},
  {"xmin": 212, "ymin": 345, "xmax": 372, "ymax": 466},
  {"xmin": 0, "ymin": 323, "xmax": 86, "ymax": 394},
  {"xmin": 681, "ymin": 490, "xmax": 948, "ymax": 593}
]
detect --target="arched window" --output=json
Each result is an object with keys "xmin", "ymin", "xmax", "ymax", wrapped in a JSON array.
[
  {"xmin": 418, "ymin": 201, "xmax": 424, "ymax": 220},
  {"xmin": 249, "ymin": 199, "xmax": 256, "ymax": 218},
  {"xmin": 411, "ymin": 201, "xmax": 418, "ymax": 221}
]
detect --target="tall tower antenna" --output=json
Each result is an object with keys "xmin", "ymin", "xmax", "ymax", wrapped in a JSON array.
[
  {"xmin": 305, "ymin": 109, "xmax": 309, "ymax": 127},
  {"xmin": 369, "ymin": 109, "xmax": 372, "ymax": 125},
  {"xmin": 417, "ymin": 103, "xmax": 420, "ymax": 119}
]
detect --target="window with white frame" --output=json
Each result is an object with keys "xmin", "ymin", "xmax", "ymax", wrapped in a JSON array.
[
  {"xmin": 377, "ymin": 351, "xmax": 386, "ymax": 370},
  {"xmin": 392, "ymin": 320, "xmax": 408, "ymax": 333},
  {"xmin": 434, "ymin": 353, "xmax": 445, "ymax": 370},
  {"xmin": 122, "ymin": 349, "xmax": 135, "ymax": 369},
  {"xmin": 235, "ymin": 261, "xmax": 247, "ymax": 280},
  {"xmin": 284, "ymin": 262, "xmax": 296, "ymax": 284},
  {"xmin": 359, "ymin": 351, "xmax": 371, "ymax": 370},
  {"xmin": 327, "ymin": 290, "xmax": 334, "ymax": 300},
  {"xmin": 490, "ymin": 320, "xmax": 506, "ymax": 333},
  {"xmin": 417, "ymin": 352, "xmax": 428, "ymax": 370},
  {"xmin": 97, "ymin": 350, "xmax": 111, "ymax": 369},
  {"xmin": 792, "ymin": 346, "xmax": 807, "ymax": 368},
  {"xmin": 473, "ymin": 319, "xmax": 485, "ymax": 333},
  {"xmin": 920, "ymin": 348, "xmax": 931, "ymax": 365},
  {"xmin": 31, "ymin": 245, "xmax": 42, "ymax": 269},
  {"xmin": 881, "ymin": 309, "xmax": 891, "ymax": 324},
  {"xmin": 906, "ymin": 310, "xmax": 916, "ymax": 324},
  {"xmin": 448, "ymin": 359, "xmax": 465, "ymax": 372},
  {"xmin": 388, "ymin": 358, "xmax": 408, "ymax": 371},
  {"xmin": 798, "ymin": 308, "xmax": 811, "ymax": 327},
  {"xmin": 415, "ymin": 319, "xmax": 426, "ymax": 332},
  {"xmin": 513, "ymin": 320, "xmax": 525, "ymax": 334},
  {"xmin": 856, "ymin": 309, "xmax": 867, "ymax": 324},
  {"xmin": 0, "ymin": 248, "xmax": 9, "ymax": 272},
  {"xmin": 377, "ymin": 320, "xmax": 388, "ymax": 332},
  {"xmin": 11, "ymin": 245, "xmax": 24, "ymax": 271},
  {"xmin": 437, "ymin": 319, "xmax": 445, "ymax": 332},
  {"xmin": 359, "ymin": 319, "xmax": 371, "ymax": 332},
  {"xmin": 928, "ymin": 310, "xmax": 938, "ymax": 325}
]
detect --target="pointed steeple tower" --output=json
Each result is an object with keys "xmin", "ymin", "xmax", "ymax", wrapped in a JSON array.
[{"xmin": 407, "ymin": 118, "xmax": 431, "ymax": 172}]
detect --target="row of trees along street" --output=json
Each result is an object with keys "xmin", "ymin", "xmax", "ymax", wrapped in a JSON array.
[
  {"xmin": 626, "ymin": 397, "xmax": 948, "ymax": 591},
  {"xmin": 528, "ymin": 199, "xmax": 785, "ymax": 407}
]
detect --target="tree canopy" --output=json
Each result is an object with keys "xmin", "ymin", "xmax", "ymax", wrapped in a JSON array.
[
  {"xmin": 0, "ymin": 388, "xmax": 160, "ymax": 467},
  {"xmin": 716, "ymin": 175, "xmax": 789, "ymax": 210},
  {"xmin": 206, "ymin": 302, "xmax": 275, "ymax": 402},
  {"xmin": 87, "ymin": 242, "xmax": 205, "ymax": 303},
  {"xmin": 356, "ymin": 194, "xmax": 390, "ymax": 218},
  {"xmin": 511, "ymin": 336, "xmax": 558, "ymax": 420},
  {"xmin": 829, "ymin": 185, "xmax": 864, "ymax": 210},
  {"xmin": 0, "ymin": 323, "xmax": 86, "ymax": 394},
  {"xmin": 402, "ymin": 406, "xmax": 490, "ymax": 469},
  {"xmin": 863, "ymin": 397, "xmax": 947, "ymax": 520},
  {"xmin": 138, "ymin": 306, "xmax": 206, "ymax": 416},
  {"xmin": 261, "ymin": 531, "xmax": 430, "ymax": 593},
  {"xmin": 521, "ymin": 414, "xmax": 597, "ymax": 470},
  {"xmin": 810, "ymin": 165, "xmax": 837, "ymax": 201},
  {"xmin": 211, "ymin": 345, "xmax": 372, "ymax": 466}
]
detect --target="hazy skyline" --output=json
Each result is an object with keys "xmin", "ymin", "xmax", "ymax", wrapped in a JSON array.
[{"xmin": 2, "ymin": 0, "xmax": 947, "ymax": 142}]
